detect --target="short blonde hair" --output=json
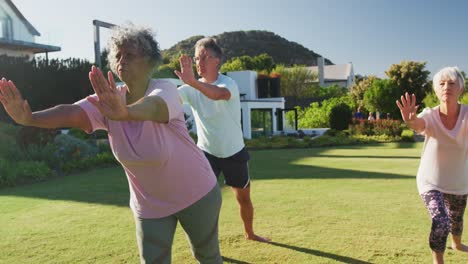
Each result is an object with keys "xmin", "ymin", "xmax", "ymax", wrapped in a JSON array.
[{"xmin": 433, "ymin": 66, "xmax": 465, "ymax": 91}]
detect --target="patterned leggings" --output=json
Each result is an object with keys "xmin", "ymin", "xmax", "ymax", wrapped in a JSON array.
[{"xmin": 420, "ymin": 190, "xmax": 467, "ymax": 252}]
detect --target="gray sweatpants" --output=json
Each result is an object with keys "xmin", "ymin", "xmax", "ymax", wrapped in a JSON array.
[{"xmin": 135, "ymin": 184, "xmax": 222, "ymax": 264}]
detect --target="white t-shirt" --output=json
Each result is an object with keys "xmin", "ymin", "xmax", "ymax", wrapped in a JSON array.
[
  {"xmin": 416, "ymin": 105, "xmax": 468, "ymax": 195},
  {"xmin": 178, "ymin": 73, "xmax": 245, "ymax": 158}
]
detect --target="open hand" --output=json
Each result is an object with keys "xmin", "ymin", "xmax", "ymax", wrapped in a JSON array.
[
  {"xmin": 87, "ymin": 66, "xmax": 129, "ymax": 121},
  {"xmin": 0, "ymin": 78, "xmax": 32, "ymax": 125},
  {"xmin": 396, "ymin": 92, "xmax": 419, "ymax": 123},
  {"xmin": 174, "ymin": 55, "xmax": 196, "ymax": 85}
]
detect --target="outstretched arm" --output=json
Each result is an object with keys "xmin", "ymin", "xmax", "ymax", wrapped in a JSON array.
[
  {"xmin": 0, "ymin": 78, "xmax": 91, "ymax": 131},
  {"xmin": 174, "ymin": 55, "xmax": 231, "ymax": 100},
  {"xmin": 396, "ymin": 92, "xmax": 425, "ymax": 133},
  {"xmin": 87, "ymin": 66, "xmax": 169, "ymax": 123}
]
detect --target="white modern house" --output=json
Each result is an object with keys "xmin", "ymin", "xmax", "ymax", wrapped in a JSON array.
[
  {"xmin": 307, "ymin": 57, "xmax": 355, "ymax": 89},
  {"xmin": 170, "ymin": 71, "xmax": 287, "ymax": 139},
  {"xmin": 227, "ymin": 71, "xmax": 286, "ymax": 139},
  {"xmin": 0, "ymin": 0, "xmax": 60, "ymax": 59}
]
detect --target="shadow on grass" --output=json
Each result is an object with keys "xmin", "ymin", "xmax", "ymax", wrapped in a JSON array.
[
  {"xmin": 395, "ymin": 141, "xmax": 419, "ymax": 148},
  {"xmin": 268, "ymin": 241, "xmax": 373, "ymax": 264},
  {"xmin": 0, "ymin": 144, "xmax": 419, "ymax": 206},
  {"xmin": 0, "ymin": 167, "xmax": 130, "ymax": 207},
  {"xmin": 222, "ymin": 256, "xmax": 251, "ymax": 264}
]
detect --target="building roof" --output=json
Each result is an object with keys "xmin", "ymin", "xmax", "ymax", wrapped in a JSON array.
[
  {"xmin": 4, "ymin": 0, "xmax": 40, "ymax": 36},
  {"xmin": 307, "ymin": 63, "xmax": 353, "ymax": 81},
  {"xmin": 0, "ymin": 38, "xmax": 60, "ymax": 53}
]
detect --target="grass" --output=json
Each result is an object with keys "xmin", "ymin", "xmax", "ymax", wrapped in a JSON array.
[{"xmin": 0, "ymin": 142, "xmax": 467, "ymax": 263}]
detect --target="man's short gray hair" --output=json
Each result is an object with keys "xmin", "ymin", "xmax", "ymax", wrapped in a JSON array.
[
  {"xmin": 107, "ymin": 24, "xmax": 161, "ymax": 74},
  {"xmin": 195, "ymin": 37, "xmax": 223, "ymax": 60},
  {"xmin": 433, "ymin": 66, "xmax": 465, "ymax": 91}
]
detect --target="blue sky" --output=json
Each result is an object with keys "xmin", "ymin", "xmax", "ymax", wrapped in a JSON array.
[{"xmin": 13, "ymin": 0, "xmax": 468, "ymax": 78}]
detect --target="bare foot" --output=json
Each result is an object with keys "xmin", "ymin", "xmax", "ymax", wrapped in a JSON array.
[
  {"xmin": 451, "ymin": 243, "xmax": 468, "ymax": 252},
  {"xmin": 245, "ymin": 234, "xmax": 271, "ymax": 243}
]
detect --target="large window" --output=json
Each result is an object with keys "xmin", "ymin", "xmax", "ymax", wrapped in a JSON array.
[
  {"xmin": 0, "ymin": 16, "xmax": 12, "ymax": 39},
  {"xmin": 251, "ymin": 109, "xmax": 272, "ymax": 138}
]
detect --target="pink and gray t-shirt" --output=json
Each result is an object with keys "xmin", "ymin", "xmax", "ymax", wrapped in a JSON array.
[{"xmin": 75, "ymin": 79, "xmax": 217, "ymax": 219}]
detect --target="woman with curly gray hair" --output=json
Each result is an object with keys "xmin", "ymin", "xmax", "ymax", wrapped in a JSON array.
[
  {"xmin": 397, "ymin": 66, "xmax": 468, "ymax": 264},
  {"xmin": 0, "ymin": 24, "xmax": 222, "ymax": 264}
]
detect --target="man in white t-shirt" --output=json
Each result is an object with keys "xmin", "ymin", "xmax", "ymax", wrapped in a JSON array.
[{"xmin": 176, "ymin": 37, "xmax": 270, "ymax": 242}]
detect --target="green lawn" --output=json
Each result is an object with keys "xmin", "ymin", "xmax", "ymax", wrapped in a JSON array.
[{"xmin": 1, "ymin": 142, "xmax": 467, "ymax": 263}]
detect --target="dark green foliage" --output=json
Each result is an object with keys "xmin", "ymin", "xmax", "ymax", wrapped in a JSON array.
[
  {"xmin": 0, "ymin": 109, "xmax": 115, "ymax": 189},
  {"xmin": 220, "ymin": 53, "xmax": 275, "ymax": 72},
  {"xmin": 349, "ymin": 75, "xmax": 379, "ymax": 106},
  {"xmin": 422, "ymin": 91, "xmax": 439, "ymax": 108},
  {"xmin": 68, "ymin": 127, "xmax": 107, "ymax": 140},
  {"xmin": 348, "ymin": 119, "xmax": 403, "ymax": 137},
  {"xmin": 67, "ymin": 128, "xmax": 90, "ymax": 140},
  {"xmin": 62, "ymin": 152, "xmax": 117, "ymax": 173},
  {"xmin": 54, "ymin": 134, "xmax": 99, "ymax": 161},
  {"xmin": 363, "ymin": 79, "xmax": 401, "ymax": 119},
  {"xmin": 400, "ymin": 129, "xmax": 415, "ymax": 142},
  {"xmin": 21, "ymin": 144, "xmax": 59, "ymax": 169},
  {"xmin": 16, "ymin": 126, "xmax": 58, "ymax": 149},
  {"xmin": 0, "ymin": 159, "xmax": 53, "ymax": 187},
  {"xmin": 162, "ymin": 30, "xmax": 332, "ymax": 67},
  {"xmin": 385, "ymin": 61, "xmax": 431, "ymax": 105},
  {"xmin": 0, "ymin": 123, "xmax": 21, "ymax": 159},
  {"xmin": 291, "ymin": 95, "xmax": 356, "ymax": 128},
  {"xmin": 244, "ymin": 133, "xmax": 401, "ymax": 150},
  {"xmin": 0, "ymin": 55, "xmax": 94, "ymax": 123},
  {"xmin": 329, "ymin": 103, "xmax": 352, "ymax": 130}
]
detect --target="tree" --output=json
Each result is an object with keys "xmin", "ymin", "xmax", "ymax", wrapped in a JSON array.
[
  {"xmin": 363, "ymin": 79, "xmax": 400, "ymax": 119},
  {"xmin": 461, "ymin": 71, "xmax": 468, "ymax": 90},
  {"xmin": 100, "ymin": 48, "xmax": 110, "ymax": 73},
  {"xmin": 220, "ymin": 53, "xmax": 274, "ymax": 73},
  {"xmin": 329, "ymin": 103, "xmax": 352, "ymax": 130},
  {"xmin": 220, "ymin": 56, "xmax": 253, "ymax": 72},
  {"xmin": 273, "ymin": 64, "xmax": 317, "ymax": 106},
  {"xmin": 349, "ymin": 75, "xmax": 379, "ymax": 107},
  {"xmin": 385, "ymin": 61, "xmax": 431, "ymax": 104},
  {"xmin": 252, "ymin": 53, "xmax": 274, "ymax": 72}
]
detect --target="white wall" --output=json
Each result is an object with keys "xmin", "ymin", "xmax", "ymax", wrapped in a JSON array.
[
  {"xmin": 226, "ymin": 71, "xmax": 257, "ymax": 99},
  {"xmin": 183, "ymin": 71, "xmax": 286, "ymax": 139},
  {"xmin": 0, "ymin": 47, "xmax": 33, "ymax": 57},
  {"xmin": 241, "ymin": 100, "xmax": 285, "ymax": 139}
]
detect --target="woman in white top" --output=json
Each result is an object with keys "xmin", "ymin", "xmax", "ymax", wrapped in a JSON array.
[{"xmin": 396, "ymin": 66, "xmax": 468, "ymax": 264}]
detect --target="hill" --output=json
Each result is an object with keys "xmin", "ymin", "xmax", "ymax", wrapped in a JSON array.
[{"xmin": 162, "ymin": 30, "xmax": 333, "ymax": 66}]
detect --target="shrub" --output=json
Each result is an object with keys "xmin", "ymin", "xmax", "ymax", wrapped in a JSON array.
[
  {"xmin": 54, "ymin": 134, "xmax": 99, "ymax": 161},
  {"xmin": 0, "ymin": 123, "xmax": 22, "ymax": 160},
  {"xmin": 293, "ymin": 95, "xmax": 355, "ymax": 129},
  {"xmin": 16, "ymin": 126, "xmax": 58, "ymax": 149},
  {"xmin": 22, "ymin": 144, "xmax": 60, "ymax": 169},
  {"xmin": 329, "ymin": 103, "xmax": 352, "ymax": 130},
  {"xmin": 62, "ymin": 152, "xmax": 118, "ymax": 174},
  {"xmin": 349, "ymin": 119, "xmax": 402, "ymax": 137},
  {"xmin": 68, "ymin": 128, "xmax": 90, "ymax": 140},
  {"xmin": 68, "ymin": 128, "xmax": 108, "ymax": 140},
  {"xmin": 401, "ymin": 129, "xmax": 415, "ymax": 142},
  {"xmin": 0, "ymin": 159, "xmax": 53, "ymax": 187}
]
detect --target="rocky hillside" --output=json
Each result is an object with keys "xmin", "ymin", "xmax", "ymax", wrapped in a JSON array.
[{"xmin": 162, "ymin": 30, "xmax": 333, "ymax": 66}]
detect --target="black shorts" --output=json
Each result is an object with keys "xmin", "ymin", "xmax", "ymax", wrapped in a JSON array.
[{"xmin": 204, "ymin": 147, "xmax": 251, "ymax": 189}]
